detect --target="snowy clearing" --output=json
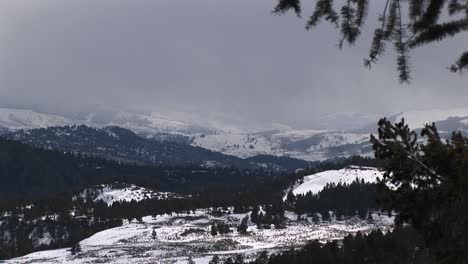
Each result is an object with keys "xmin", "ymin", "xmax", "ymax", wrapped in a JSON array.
[
  {"xmin": 80, "ymin": 183, "xmax": 185, "ymax": 206},
  {"xmin": 7, "ymin": 209, "xmax": 393, "ymax": 264}
]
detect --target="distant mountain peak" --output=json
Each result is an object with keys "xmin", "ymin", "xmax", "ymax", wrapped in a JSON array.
[{"xmin": 388, "ymin": 107, "xmax": 468, "ymax": 128}]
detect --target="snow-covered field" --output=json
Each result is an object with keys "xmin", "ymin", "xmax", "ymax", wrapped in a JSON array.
[
  {"xmin": 7, "ymin": 209, "xmax": 393, "ymax": 264},
  {"xmin": 4, "ymin": 167, "xmax": 393, "ymax": 263},
  {"xmin": 291, "ymin": 166, "xmax": 383, "ymax": 196}
]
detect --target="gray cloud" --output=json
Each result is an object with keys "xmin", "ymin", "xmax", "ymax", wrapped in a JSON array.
[{"xmin": 1, "ymin": 0, "xmax": 467, "ymax": 129}]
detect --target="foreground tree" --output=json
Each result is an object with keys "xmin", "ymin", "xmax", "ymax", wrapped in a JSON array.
[
  {"xmin": 370, "ymin": 118, "xmax": 468, "ymax": 262},
  {"xmin": 274, "ymin": 0, "xmax": 468, "ymax": 82}
]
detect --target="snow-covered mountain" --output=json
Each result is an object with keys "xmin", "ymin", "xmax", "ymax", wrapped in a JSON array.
[
  {"xmin": 190, "ymin": 129, "xmax": 372, "ymax": 161},
  {"xmin": 0, "ymin": 108, "xmax": 73, "ymax": 131},
  {"xmin": 4, "ymin": 125, "xmax": 311, "ymax": 171},
  {"xmin": 389, "ymin": 108, "xmax": 468, "ymax": 128},
  {"xmin": 3, "ymin": 107, "xmax": 468, "ymax": 161}
]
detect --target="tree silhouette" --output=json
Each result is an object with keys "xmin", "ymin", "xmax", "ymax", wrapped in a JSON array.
[{"xmin": 371, "ymin": 118, "xmax": 468, "ymax": 262}]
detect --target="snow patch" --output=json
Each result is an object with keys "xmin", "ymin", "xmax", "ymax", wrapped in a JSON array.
[{"xmin": 291, "ymin": 166, "xmax": 383, "ymax": 196}]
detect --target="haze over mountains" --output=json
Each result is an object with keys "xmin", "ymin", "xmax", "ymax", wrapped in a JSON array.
[{"xmin": 2, "ymin": 107, "xmax": 468, "ymax": 163}]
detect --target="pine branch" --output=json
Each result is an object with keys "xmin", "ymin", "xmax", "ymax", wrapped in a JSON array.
[
  {"xmin": 450, "ymin": 51, "xmax": 468, "ymax": 72},
  {"xmin": 306, "ymin": 0, "xmax": 339, "ymax": 29},
  {"xmin": 372, "ymin": 118, "xmax": 442, "ymax": 183},
  {"xmin": 339, "ymin": 0, "xmax": 357, "ymax": 48},
  {"xmin": 395, "ymin": 0, "xmax": 411, "ymax": 83},
  {"xmin": 273, "ymin": 0, "xmax": 302, "ymax": 17},
  {"xmin": 364, "ymin": 0, "xmax": 391, "ymax": 67},
  {"xmin": 409, "ymin": 0, "xmax": 425, "ymax": 19},
  {"xmin": 448, "ymin": 0, "xmax": 467, "ymax": 15},
  {"xmin": 413, "ymin": 0, "xmax": 447, "ymax": 32},
  {"xmin": 384, "ymin": 0, "xmax": 398, "ymax": 39},
  {"xmin": 355, "ymin": 0, "xmax": 369, "ymax": 28},
  {"xmin": 274, "ymin": 0, "xmax": 467, "ymax": 82},
  {"xmin": 409, "ymin": 19, "xmax": 468, "ymax": 48}
]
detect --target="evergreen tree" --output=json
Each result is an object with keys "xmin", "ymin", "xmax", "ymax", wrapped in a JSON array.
[
  {"xmin": 70, "ymin": 242, "xmax": 81, "ymax": 255},
  {"xmin": 371, "ymin": 118, "xmax": 468, "ymax": 262},
  {"xmin": 187, "ymin": 256, "xmax": 196, "ymax": 264},
  {"xmin": 209, "ymin": 255, "xmax": 220, "ymax": 264},
  {"xmin": 237, "ymin": 216, "xmax": 249, "ymax": 234},
  {"xmin": 234, "ymin": 254, "xmax": 245, "ymax": 264},
  {"xmin": 210, "ymin": 224, "xmax": 218, "ymax": 236},
  {"xmin": 285, "ymin": 190, "xmax": 296, "ymax": 207}
]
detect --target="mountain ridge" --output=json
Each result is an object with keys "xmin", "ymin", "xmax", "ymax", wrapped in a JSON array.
[
  {"xmin": 2, "ymin": 107, "xmax": 468, "ymax": 161},
  {"xmin": 3, "ymin": 125, "xmax": 311, "ymax": 171}
]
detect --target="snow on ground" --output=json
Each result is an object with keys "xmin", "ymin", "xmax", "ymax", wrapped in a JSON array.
[
  {"xmin": 0, "ymin": 108, "xmax": 73, "ymax": 130},
  {"xmin": 291, "ymin": 166, "xmax": 383, "ymax": 196},
  {"xmin": 191, "ymin": 129, "xmax": 371, "ymax": 161},
  {"xmin": 7, "ymin": 209, "xmax": 393, "ymax": 264},
  {"xmin": 80, "ymin": 183, "xmax": 185, "ymax": 206},
  {"xmin": 191, "ymin": 132, "xmax": 281, "ymax": 159}
]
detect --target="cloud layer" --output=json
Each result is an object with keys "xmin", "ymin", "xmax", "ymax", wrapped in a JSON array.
[{"xmin": 1, "ymin": 0, "xmax": 467, "ymax": 129}]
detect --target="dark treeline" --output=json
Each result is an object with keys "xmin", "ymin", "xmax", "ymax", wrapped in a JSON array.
[
  {"xmin": 0, "ymin": 138, "xmax": 382, "ymax": 201},
  {"xmin": 0, "ymin": 138, "xmax": 288, "ymax": 200},
  {"xmin": 217, "ymin": 226, "xmax": 434, "ymax": 264},
  {"xmin": 289, "ymin": 179, "xmax": 379, "ymax": 220},
  {"xmin": 0, "ymin": 214, "xmax": 121, "ymax": 259}
]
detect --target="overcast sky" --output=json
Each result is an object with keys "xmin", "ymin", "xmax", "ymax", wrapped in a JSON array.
[{"xmin": 0, "ymin": 0, "xmax": 467, "ymax": 129}]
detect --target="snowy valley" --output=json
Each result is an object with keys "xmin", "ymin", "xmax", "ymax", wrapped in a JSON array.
[{"xmin": 4, "ymin": 167, "xmax": 391, "ymax": 264}]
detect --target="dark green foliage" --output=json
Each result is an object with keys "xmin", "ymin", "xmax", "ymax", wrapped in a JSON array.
[
  {"xmin": 0, "ymin": 212, "xmax": 121, "ymax": 260},
  {"xmin": 70, "ymin": 243, "xmax": 81, "ymax": 255},
  {"xmin": 211, "ymin": 224, "xmax": 218, "ymax": 236},
  {"xmin": 371, "ymin": 118, "xmax": 468, "ymax": 262},
  {"xmin": 273, "ymin": 0, "xmax": 301, "ymax": 16},
  {"xmin": 306, "ymin": 0, "xmax": 339, "ymax": 29},
  {"xmin": 209, "ymin": 255, "xmax": 221, "ymax": 264},
  {"xmin": 0, "ymin": 138, "xmax": 300, "ymax": 199},
  {"xmin": 451, "ymin": 51, "xmax": 468, "ymax": 72},
  {"xmin": 237, "ymin": 216, "xmax": 249, "ymax": 234},
  {"xmin": 293, "ymin": 179, "xmax": 379, "ymax": 218},
  {"xmin": 188, "ymin": 256, "xmax": 196, "ymax": 264},
  {"xmin": 250, "ymin": 203, "xmax": 285, "ymax": 229},
  {"xmin": 274, "ymin": 0, "xmax": 468, "ymax": 82},
  {"xmin": 210, "ymin": 221, "xmax": 232, "ymax": 236}
]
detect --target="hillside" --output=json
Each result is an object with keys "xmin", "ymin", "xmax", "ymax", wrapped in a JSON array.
[
  {"xmin": 3, "ymin": 107, "xmax": 468, "ymax": 162},
  {"xmin": 6, "ymin": 209, "xmax": 393, "ymax": 264},
  {"xmin": 3, "ymin": 125, "xmax": 311, "ymax": 171},
  {"xmin": 0, "ymin": 139, "xmax": 294, "ymax": 199},
  {"xmin": 0, "ymin": 108, "xmax": 73, "ymax": 131},
  {"xmin": 290, "ymin": 166, "xmax": 383, "ymax": 196}
]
